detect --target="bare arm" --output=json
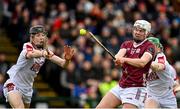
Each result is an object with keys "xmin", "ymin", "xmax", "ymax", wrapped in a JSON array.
[
  {"xmin": 174, "ymin": 79, "xmax": 180, "ymax": 92},
  {"xmin": 26, "ymin": 49, "xmax": 46, "ymax": 59},
  {"xmin": 26, "ymin": 47, "xmax": 66, "ymax": 66},
  {"xmin": 48, "ymin": 55, "xmax": 70, "ymax": 68},
  {"xmin": 123, "ymin": 52, "xmax": 153, "ymax": 68},
  {"xmin": 115, "ymin": 48, "xmax": 127, "ymax": 59},
  {"xmin": 47, "ymin": 45, "xmax": 74, "ymax": 68},
  {"xmin": 60, "ymin": 71, "xmax": 74, "ymax": 89},
  {"xmin": 114, "ymin": 48, "xmax": 126, "ymax": 67}
]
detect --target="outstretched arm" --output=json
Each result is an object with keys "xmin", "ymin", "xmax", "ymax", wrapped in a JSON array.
[
  {"xmin": 26, "ymin": 49, "xmax": 48, "ymax": 59},
  {"xmin": 26, "ymin": 37, "xmax": 51, "ymax": 59},
  {"xmin": 48, "ymin": 45, "xmax": 74, "ymax": 68}
]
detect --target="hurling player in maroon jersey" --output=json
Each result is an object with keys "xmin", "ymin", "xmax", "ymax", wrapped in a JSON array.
[{"xmin": 96, "ymin": 20, "xmax": 155, "ymax": 109}]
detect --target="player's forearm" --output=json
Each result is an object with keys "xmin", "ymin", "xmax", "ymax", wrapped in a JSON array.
[
  {"xmin": 124, "ymin": 58, "xmax": 148, "ymax": 68},
  {"xmin": 48, "ymin": 55, "xmax": 69, "ymax": 68},
  {"xmin": 26, "ymin": 50, "xmax": 45, "ymax": 58},
  {"xmin": 151, "ymin": 62, "xmax": 165, "ymax": 72},
  {"xmin": 115, "ymin": 49, "xmax": 126, "ymax": 59},
  {"xmin": 63, "ymin": 60, "xmax": 71, "ymax": 68},
  {"xmin": 123, "ymin": 52, "xmax": 152, "ymax": 68}
]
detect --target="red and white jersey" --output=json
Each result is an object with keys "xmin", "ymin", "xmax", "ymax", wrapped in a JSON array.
[
  {"xmin": 147, "ymin": 52, "xmax": 175, "ymax": 97},
  {"xmin": 7, "ymin": 42, "xmax": 45, "ymax": 89},
  {"xmin": 119, "ymin": 39, "xmax": 155, "ymax": 88},
  {"xmin": 169, "ymin": 65, "xmax": 177, "ymax": 85}
]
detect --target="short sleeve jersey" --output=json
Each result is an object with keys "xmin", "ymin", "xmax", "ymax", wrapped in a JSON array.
[
  {"xmin": 7, "ymin": 42, "xmax": 46, "ymax": 89},
  {"xmin": 147, "ymin": 52, "xmax": 175, "ymax": 90},
  {"xmin": 119, "ymin": 39, "xmax": 155, "ymax": 88}
]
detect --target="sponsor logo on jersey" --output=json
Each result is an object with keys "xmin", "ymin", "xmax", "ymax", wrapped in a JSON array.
[{"xmin": 136, "ymin": 48, "xmax": 141, "ymax": 53}]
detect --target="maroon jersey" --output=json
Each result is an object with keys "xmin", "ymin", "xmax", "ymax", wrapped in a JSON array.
[{"xmin": 119, "ymin": 39, "xmax": 155, "ymax": 88}]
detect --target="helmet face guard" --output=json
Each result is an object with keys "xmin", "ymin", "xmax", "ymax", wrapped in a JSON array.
[{"xmin": 29, "ymin": 25, "xmax": 48, "ymax": 35}]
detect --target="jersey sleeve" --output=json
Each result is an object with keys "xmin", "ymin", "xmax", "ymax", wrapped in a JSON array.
[
  {"xmin": 22, "ymin": 43, "xmax": 34, "ymax": 58},
  {"xmin": 120, "ymin": 41, "xmax": 131, "ymax": 49},
  {"xmin": 144, "ymin": 44, "xmax": 155, "ymax": 58},
  {"xmin": 170, "ymin": 65, "xmax": 177, "ymax": 81},
  {"xmin": 154, "ymin": 53, "xmax": 166, "ymax": 65}
]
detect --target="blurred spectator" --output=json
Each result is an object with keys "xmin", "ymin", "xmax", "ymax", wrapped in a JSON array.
[
  {"xmin": 0, "ymin": 73, "xmax": 5, "ymax": 97},
  {"xmin": 98, "ymin": 74, "xmax": 117, "ymax": 97},
  {"xmin": 0, "ymin": 0, "xmax": 3, "ymax": 28},
  {"xmin": 174, "ymin": 41, "xmax": 180, "ymax": 61},
  {"xmin": 60, "ymin": 62, "xmax": 80, "ymax": 97},
  {"xmin": 170, "ymin": 19, "xmax": 180, "ymax": 38},
  {"xmin": 80, "ymin": 61, "xmax": 98, "ymax": 84},
  {"xmin": 72, "ymin": 80, "xmax": 87, "ymax": 107},
  {"xmin": 101, "ymin": 59, "xmax": 112, "ymax": 75},
  {"xmin": 91, "ymin": 54, "xmax": 103, "ymax": 81},
  {"xmin": 0, "ymin": 53, "xmax": 9, "ymax": 75},
  {"xmin": 111, "ymin": 68, "xmax": 121, "ymax": 81}
]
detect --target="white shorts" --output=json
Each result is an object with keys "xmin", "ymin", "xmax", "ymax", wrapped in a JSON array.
[
  {"xmin": 147, "ymin": 88, "xmax": 177, "ymax": 109},
  {"xmin": 110, "ymin": 85, "xmax": 147, "ymax": 108},
  {"xmin": 3, "ymin": 79, "xmax": 33, "ymax": 104}
]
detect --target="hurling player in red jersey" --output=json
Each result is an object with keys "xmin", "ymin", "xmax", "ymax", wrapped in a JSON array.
[{"xmin": 96, "ymin": 20, "xmax": 155, "ymax": 109}]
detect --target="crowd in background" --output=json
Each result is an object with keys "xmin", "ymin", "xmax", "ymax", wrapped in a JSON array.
[{"xmin": 0, "ymin": 0, "xmax": 180, "ymax": 107}]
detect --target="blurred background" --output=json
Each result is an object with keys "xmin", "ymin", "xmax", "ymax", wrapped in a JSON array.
[{"xmin": 0, "ymin": 0, "xmax": 180, "ymax": 108}]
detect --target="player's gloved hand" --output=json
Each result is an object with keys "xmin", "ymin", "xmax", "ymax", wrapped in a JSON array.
[{"xmin": 64, "ymin": 45, "xmax": 74, "ymax": 61}]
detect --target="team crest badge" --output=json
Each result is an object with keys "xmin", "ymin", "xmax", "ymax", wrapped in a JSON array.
[{"xmin": 136, "ymin": 48, "xmax": 140, "ymax": 53}]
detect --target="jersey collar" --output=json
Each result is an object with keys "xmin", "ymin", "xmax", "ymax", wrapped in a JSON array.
[{"xmin": 133, "ymin": 39, "xmax": 147, "ymax": 48}]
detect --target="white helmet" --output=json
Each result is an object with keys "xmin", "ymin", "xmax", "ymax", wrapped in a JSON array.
[{"xmin": 133, "ymin": 20, "xmax": 151, "ymax": 34}]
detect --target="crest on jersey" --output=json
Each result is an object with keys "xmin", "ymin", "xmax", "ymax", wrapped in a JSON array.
[
  {"xmin": 148, "ymin": 47, "xmax": 155, "ymax": 54},
  {"xmin": 136, "ymin": 48, "xmax": 141, "ymax": 53},
  {"xmin": 127, "ymin": 48, "xmax": 130, "ymax": 51}
]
